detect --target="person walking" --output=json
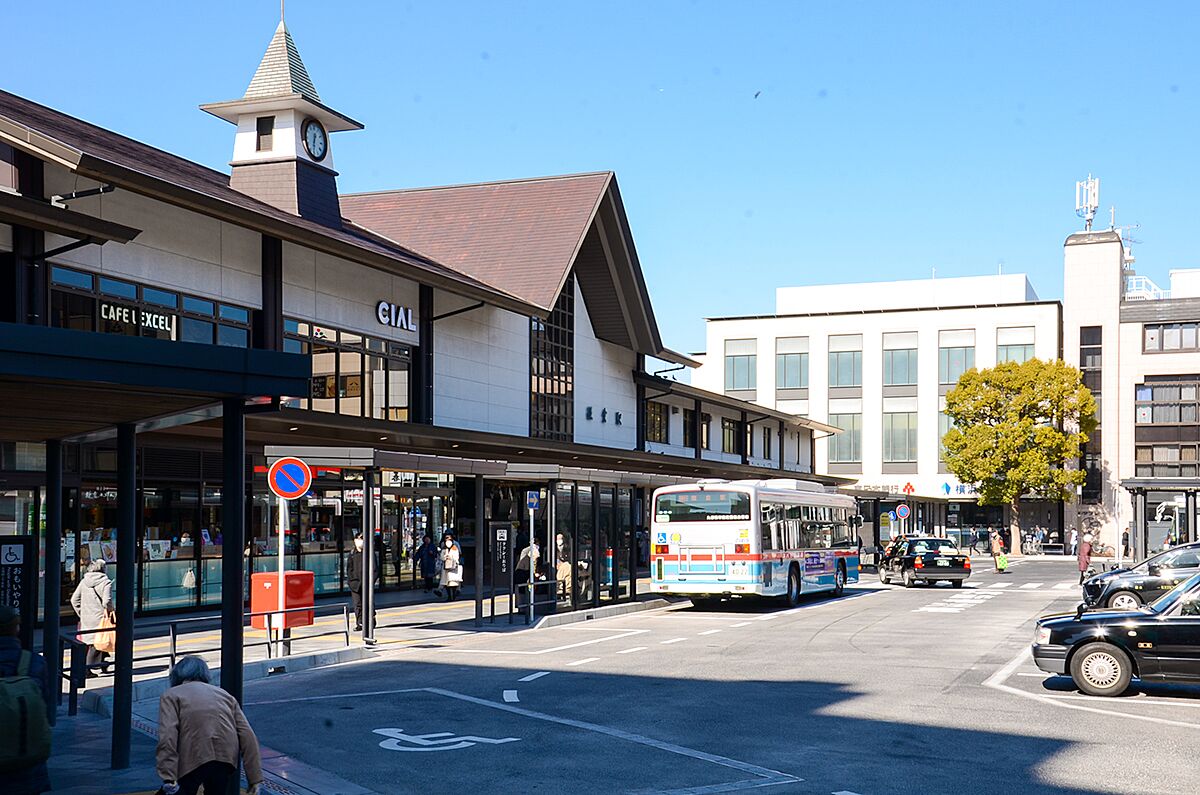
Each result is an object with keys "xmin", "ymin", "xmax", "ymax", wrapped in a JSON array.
[
  {"xmin": 69, "ymin": 559, "xmax": 113, "ymax": 675},
  {"xmin": 156, "ymin": 655, "xmax": 263, "ymax": 795},
  {"xmin": 439, "ymin": 532, "xmax": 463, "ymax": 601},
  {"xmin": 346, "ymin": 532, "xmax": 378, "ymax": 632},
  {"xmin": 990, "ymin": 530, "xmax": 1007, "ymax": 573},
  {"xmin": 1070, "ymin": 527, "xmax": 1079, "ymax": 557},
  {"xmin": 0, "ymin": 605, "xmax": 52, "ymax": 795},
  {"xmin": 1078, "ymin": 531, "xmax": 1094, "ymax": 584},
  {"xmin": 415, "ymin": 533, "xmax": 439, "ymax": 593},
  {"xmin": 1122, "ymin": 528, "xmax": 1132, "ymax": 559}
]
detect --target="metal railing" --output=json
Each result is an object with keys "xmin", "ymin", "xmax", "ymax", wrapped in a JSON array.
[{"xmin": 58, "ymin": 605, "xmax": 351, "ymax": 716}]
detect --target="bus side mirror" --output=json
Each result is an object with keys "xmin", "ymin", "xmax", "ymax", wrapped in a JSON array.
[{"xmin": 852, "ymin": 514, "xmax": 865, "ymax": 529}]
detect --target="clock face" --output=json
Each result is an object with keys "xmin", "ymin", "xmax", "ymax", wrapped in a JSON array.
[{"xmin": 302, "ymin": 118, "xmax": 327, "ymax": 161}]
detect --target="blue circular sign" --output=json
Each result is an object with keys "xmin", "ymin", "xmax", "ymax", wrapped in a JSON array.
[{"xmin": 268, "ymin": 457, "xmax": 313, "ymax": 500}]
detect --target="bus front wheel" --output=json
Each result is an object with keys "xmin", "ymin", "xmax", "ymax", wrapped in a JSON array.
[
  {"xmin": 786, "ymin": 566, "xmax": 802, "ymax": 606},
  {"xmin": 832, "ymin": 562, "xmax": 846, "ymax": 596}
]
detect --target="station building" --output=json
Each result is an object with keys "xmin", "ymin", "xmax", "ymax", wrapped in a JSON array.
[
  {"xmin": 0, "ymin": 21, "xmax": 840, "ymax": 618},
  {"xmin": 692, "ymin": 275, "xmax": 1063, "ymax": 550}
]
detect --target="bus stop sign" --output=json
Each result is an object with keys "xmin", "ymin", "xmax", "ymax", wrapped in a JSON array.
[{"xmin": 268, "ymin": 457, "xmax": 313, "ymax": 500}]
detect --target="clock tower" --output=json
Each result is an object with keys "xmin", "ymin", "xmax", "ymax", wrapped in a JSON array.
[{"xmin": 201, "ymin": 19, "xmax": 362, "ymax": 228}]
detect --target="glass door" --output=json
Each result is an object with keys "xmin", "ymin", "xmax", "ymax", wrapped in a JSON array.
[
  {"xmin": 576, "ymin": 485, "xmax": 595, "ymax": 607},
  {"xmin": 599, "ymin": 486, "xmax": 615, "ymax": 603}
]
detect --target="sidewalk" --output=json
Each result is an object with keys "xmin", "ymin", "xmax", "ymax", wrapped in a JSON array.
[{"xmin": 47, "ymin": 710, "xmax": 160, "ymax": 795}]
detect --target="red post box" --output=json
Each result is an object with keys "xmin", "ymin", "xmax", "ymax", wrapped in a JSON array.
[{"xmin": 250, "ymin": 570, "xmax": 314, "ymax": 630}]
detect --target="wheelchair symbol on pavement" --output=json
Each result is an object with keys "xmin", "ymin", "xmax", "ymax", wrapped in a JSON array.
[{"xmin": 373, "ymin": 728, "xmax": 520, "ymax": 752}]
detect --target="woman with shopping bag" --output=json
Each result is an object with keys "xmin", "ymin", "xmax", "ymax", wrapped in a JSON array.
[{"xmin": 70, "ymin": 559, "xmax": 114, "ymax": 675}]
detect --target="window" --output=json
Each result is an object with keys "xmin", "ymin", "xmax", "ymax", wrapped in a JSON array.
[
  {"xmin": 828, "ymin": 414, "xmax": 861, "ymax": 463},
  {"xmin": 1134, "ymin": 444, "xmax": 1200, "ymax": 478},
  {"xmin": 938, "ymin": 346, "xmax": 975, "ymax": 385},
  {"xmin": 682, "ymin": 410, "xmax": 712, "ymax": 449},
  {"xmin": 256, "ymin": 116, "xmax": 274, "ymax": 151},
  {"xmin": 1144, "ymin": 323, "xmax": 1200, "ymax": 353},
  {"xmin": 285, "ymin": 319, "xmax": 411, "ymax": 421},
  {"xmin": 530, "ymin": 274, "xmax": 574, "ymax": 441},
  {"xmin": 938, "ymin": 411, "xmax": 955, "ymax": 462},
  {"xmin": 721, "ymin": 418, "xmax": 741, "ymax": 455},
  {"xmin": 48, "ymin": 265, "xmax": 250, "ymax": 346},
  {"xmin": 775, "ymin": 337, "xmax": 808, "ymax": 389},
  {"xmin": 883, "ymin": 349, "xmax": 917, "ymax": 385},
  {"xmin": 1135, "ymin": 380, "xmax": 1200, "ymax": 426},
  {"xmin": 828, "ymin": 351, "xmax": 863, "ymax": 387},
  {"xmin": 762, "ymin": 426, "xmax": 773, "ymax": 460},
  {"xmin": 883, "ymin": 412, "xmax": 918, "ymax": 462},
  {"xmin": 997, "ymin": 344, "xmax": 1034, "ymax": 363},
  {"xmin": 1080, "ymin": 326, "xmax": 1102, "ymax": 369},
  {"xmin": 724, "ymin": 340, "xmax": 756, "ymax": 391},
  {"xmin": 646, "ymin": 402, "xmax": 669, "ymax": 444}
]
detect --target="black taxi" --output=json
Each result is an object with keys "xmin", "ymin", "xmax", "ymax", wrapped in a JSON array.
[
  {"xmin": 1033, "ymin": 573, "xmax": 1200, "ymax": 696},
  {"xmin": 877, "ymin": 536, "xmax": 971, "ymax": 588},
  {"xmin": 1082, "ymin": 541, "xmax": 1200, "ymax": 611}
]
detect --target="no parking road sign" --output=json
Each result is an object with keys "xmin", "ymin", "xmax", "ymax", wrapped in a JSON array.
[
  {"xmin": 896, "ymin": 503, "xmax": 911, "ymax": 520},
  {"xmin": 268, "ymin": 457, "xmax": 313, "ymax": 500}
]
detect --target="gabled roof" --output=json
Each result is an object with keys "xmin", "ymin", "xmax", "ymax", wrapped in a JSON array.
[
  {"xmin": 341, "ymin": 173, "xmax": 667, "ymax": 356},
  {"xmin": 244, "ymin": 21, "xmax": 321, "ymax": 102},
  {"xmin": 0, "ymin": 89, "xmax": 525, "ymax": 313}
]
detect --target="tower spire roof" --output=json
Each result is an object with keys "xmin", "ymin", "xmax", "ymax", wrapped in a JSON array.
[{"xmin": 243, "ymin": 20, "xmax": 320, "ymax": 102}]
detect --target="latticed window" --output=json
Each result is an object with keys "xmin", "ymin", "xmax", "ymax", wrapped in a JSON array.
[
  {"xmin": 530, "ymin": 274, "xmax": 575, "ymax": 441},
  {"xmin": 646, "ymin": 402, "xmax": 669, "ymax": 444}
]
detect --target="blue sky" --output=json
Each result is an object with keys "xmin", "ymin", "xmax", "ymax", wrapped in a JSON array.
[{"xmin": 4, "ymin": 2, "xmax": 1198, "ymax": 352}]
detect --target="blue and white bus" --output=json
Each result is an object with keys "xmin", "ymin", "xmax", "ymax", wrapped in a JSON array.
[{"xmin": 649, "ymin": 479, "xmax": 861, "ymax": 606}]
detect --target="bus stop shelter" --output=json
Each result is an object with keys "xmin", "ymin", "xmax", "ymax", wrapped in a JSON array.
[{"xmin": 0, "ymin": 320, "xmax": 309, "ymax": 768}]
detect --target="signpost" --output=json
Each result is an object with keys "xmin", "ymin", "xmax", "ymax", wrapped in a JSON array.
[
  {"xmin": 0, "ymin": 536, "xmax": 35, "ymax": 650},
  {"xmin": 526, "ymin": 491, "xmax": 540, "ymax": 625},
  {"xmin": 266, "ymin": 457, "xmax": 313, "ymax": 649},
  {"xmin": 896, "ymin": 503, "xmax": 911, "ymax": 536}
]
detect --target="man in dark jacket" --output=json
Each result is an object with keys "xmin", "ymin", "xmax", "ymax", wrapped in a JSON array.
[
  {"xmin": 414, "ymin": 534, "xmax": 438, "ymax": 592},
  {"xmin": 0, "ymin": 605, "xmax": 52, "ymax": 794},
  {"xmin": 346, "ymin": 533, "xmax": 379, "ymax": 632}
]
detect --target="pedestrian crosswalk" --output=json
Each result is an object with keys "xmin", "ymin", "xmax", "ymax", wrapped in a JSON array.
[{"xmin": 911, "ymin": 580, "xmax": 1078, "ymax": 614}]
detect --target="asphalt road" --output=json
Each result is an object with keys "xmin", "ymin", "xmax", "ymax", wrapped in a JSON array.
[{"xmin": 237, "ymin": 559, "xmax": 1200, "ymax": 795}]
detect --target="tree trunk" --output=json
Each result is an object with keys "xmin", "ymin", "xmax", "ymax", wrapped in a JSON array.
[{"xmin": 1009, "ymin": 498, "xmax": 1021, "ymax": 557}]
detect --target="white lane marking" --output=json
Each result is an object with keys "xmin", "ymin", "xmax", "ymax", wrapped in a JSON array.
[
  {"xmin": 916, "ymin": 607, "xmax": 963, "ymax": 613},
  {"xmin": 699, "ymin": 629, "xmax": 722, "ymax": 636},
  {"xmin": 503, "ymin": 690, "xmax": 519, "ymax": 703},
  {"xmin": 616, "ymin": 646, "xmax": 647, "ymax": 655},
  {"xmin": 833, "ymin": 791, "xmax": 866, "ymax": 795},
  {"xmin": 755, "ymin": 586, "xmax": 888, "ymax": 620},
  {"xmin": 987, "ymin": 582, "xmax": 1012, "ymax": 588},
  {"xmin": 425, "ymin": 688, "xmax": 801, "ymax": 790},
  {"xmin": 566, "ymin": 657, "xmax": 599, "ymax": 667},
  {"xmin": 1017, "ymin": 672, "xmax": 1049, "ymax": 677},
  {"xmin": 1020, "ymin": 582, "xmax": 1043, "ymax": 589},
  {"xmin": 441, "ymin": 629, "xmax": 649, "ymax": 656},
  {"xmin": 731, "ymin": 621, "xmax": 753, "ymax": 627},
  {"xmin": 984, "ymin": 647, "xmax": 1200, "ymax": 730},
  {"xmin": 1054, "ymin": 582, "xmax": 1077, "ymax": 590},
  {"xmin": 518, "ymin": 671, "xmax": 551, "ymax": 683},
  {"xmin": 660, "ymin": 638, "xmax": 688, "ymax": 645},
  {"xmin": 1044, "ymin": 693, "xmax": 1200, "ymax": 710}
]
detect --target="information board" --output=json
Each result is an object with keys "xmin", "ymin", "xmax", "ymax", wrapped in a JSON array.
[{"xmin": 0, "ymin": 535, "xmax": 36, "ymax": 649}]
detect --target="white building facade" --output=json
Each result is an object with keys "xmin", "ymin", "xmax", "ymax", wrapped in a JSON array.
[{"xmin": 694, "ymin": 275, "xmax": 1062, "ymax": 548}]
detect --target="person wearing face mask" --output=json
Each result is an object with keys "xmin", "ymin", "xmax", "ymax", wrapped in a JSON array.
[
  {"xmin": 439, "ymin": 533, "xmax": 463, "ymax": 601},
  {"xmin": 346, "ymin": 532, "xmax": 379, "ymax": 632},
  {"xmin": 555, "ymin": 532, "xmax": 572, "ymax": 599}
]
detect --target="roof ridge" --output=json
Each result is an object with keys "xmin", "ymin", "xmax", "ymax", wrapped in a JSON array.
[
  {"xmin": 339, "ymin": 171, "xmax": 614, "ymax": 199},
  {"xmin": 244, "ymin": 20, "xmax": 321, "ymax": 102}
]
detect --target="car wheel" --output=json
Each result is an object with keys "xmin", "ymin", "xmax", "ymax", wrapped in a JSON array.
[
  {"xmin": 1107, "ymin": 591, "xmax": 1142, "ymax": 611},
  {"xmin": 878, "ymin": 567, "xmax": 891, "ymax": 585},
  {"xmin": 902, "ymin": 569, "xmax": 915, "ymax": 588},
  {"xmin": 952, "ymin": 579, "xmax": 964, "ymax": 589},
  {"xmin": 786, "ymin": 566, "xmax": 802, "ymax": 606},
  {"xmin": 1070, "ymin": 643, "xmax": 1133, "ymax": 697},
  {"xmin": 832, "ymin": 563, "xmax": 846, "ymax": 596}
]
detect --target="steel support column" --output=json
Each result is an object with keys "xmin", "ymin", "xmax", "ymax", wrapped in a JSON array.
[
  {"xmin": 474, "ymin": 474, "xmax": 485, "ymax": 628},
  {"xmin": 111, "ymin": 423, "xmax": 136, "ymax": 769},
  {"xmin": 1134, "ymin": 490, "xmax": 1147, "ymax": 559},
  {"xmin": 220, "ymin": 398, "xmax": 245, "ymax": 706},
  {"xmin": 363, "ymin": 467, "xmax": 376, "ymax": 646},
  {"xmin": 1187, "ymin": 491, "xmax": 1197, "ymax": 545},
  {"xmin": 42, "ymin": 439, "xmax": 62, "ymax": 725}
]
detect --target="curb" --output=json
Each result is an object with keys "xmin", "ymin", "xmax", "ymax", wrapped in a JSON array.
[
  {"xmin": 81, "ymin": 645, "xmax": 375, "ymax": 717},
  {"xmin": 533, "ymin": 598, "xmax": 672, "ymax": 628}
]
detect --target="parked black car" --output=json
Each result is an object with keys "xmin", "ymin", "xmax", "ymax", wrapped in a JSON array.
[
  {"xmin": 1033, "ymin": 573, "xmax": 1200, "ymax": 696},
  {"xmin": 1082, "ymin": 541, "xmax": 1200, "ymax": 611},
  {"xmin": 877, "ymin": 536, "xmax": 971, "ymax": 588}
]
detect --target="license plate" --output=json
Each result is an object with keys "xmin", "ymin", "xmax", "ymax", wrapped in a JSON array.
[{"xmin": 936, "ymin": 559, "xmax": 950, "ymax": 567}]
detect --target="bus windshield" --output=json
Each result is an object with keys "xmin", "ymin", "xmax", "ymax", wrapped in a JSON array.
[{"xmin": 655, "ymin": 490, "xmax": 751, "ymax": 522}]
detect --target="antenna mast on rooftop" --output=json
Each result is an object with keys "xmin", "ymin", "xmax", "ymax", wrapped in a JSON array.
[{"xmin": 1076, "ymin": 175, "xmax": 1100, "ymax": 231}]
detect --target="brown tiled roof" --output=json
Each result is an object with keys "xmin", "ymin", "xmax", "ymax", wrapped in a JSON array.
[
  {"xmin": 0, "ymin": 89, "xmax": 530, "ymax": 314},
  {"xmin": 340, "ymin": 173, "xmax": 613, "ymax": 311}
]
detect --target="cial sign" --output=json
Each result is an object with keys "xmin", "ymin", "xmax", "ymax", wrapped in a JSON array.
[
  {"xmin": 376, "ymin": 301, "xmax": 416, "ymax": 332},
  {"xmin": 268, "ymin": 457, "xmax": 314, "ymax": 500}
]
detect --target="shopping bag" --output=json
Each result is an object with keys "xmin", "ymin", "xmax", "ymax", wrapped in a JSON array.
[
  {"xmin": 93, "ymin": 612, "xmax": 116, "ymax": 653},
  {"xmin": 996, "ymin": 554, "xmax": 1009, "ymax": 571}
]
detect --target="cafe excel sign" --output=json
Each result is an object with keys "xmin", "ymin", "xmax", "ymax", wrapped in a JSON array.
[{"xmin": 101, "ymin": 301, "xmax": 174, "ymax": 334}]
